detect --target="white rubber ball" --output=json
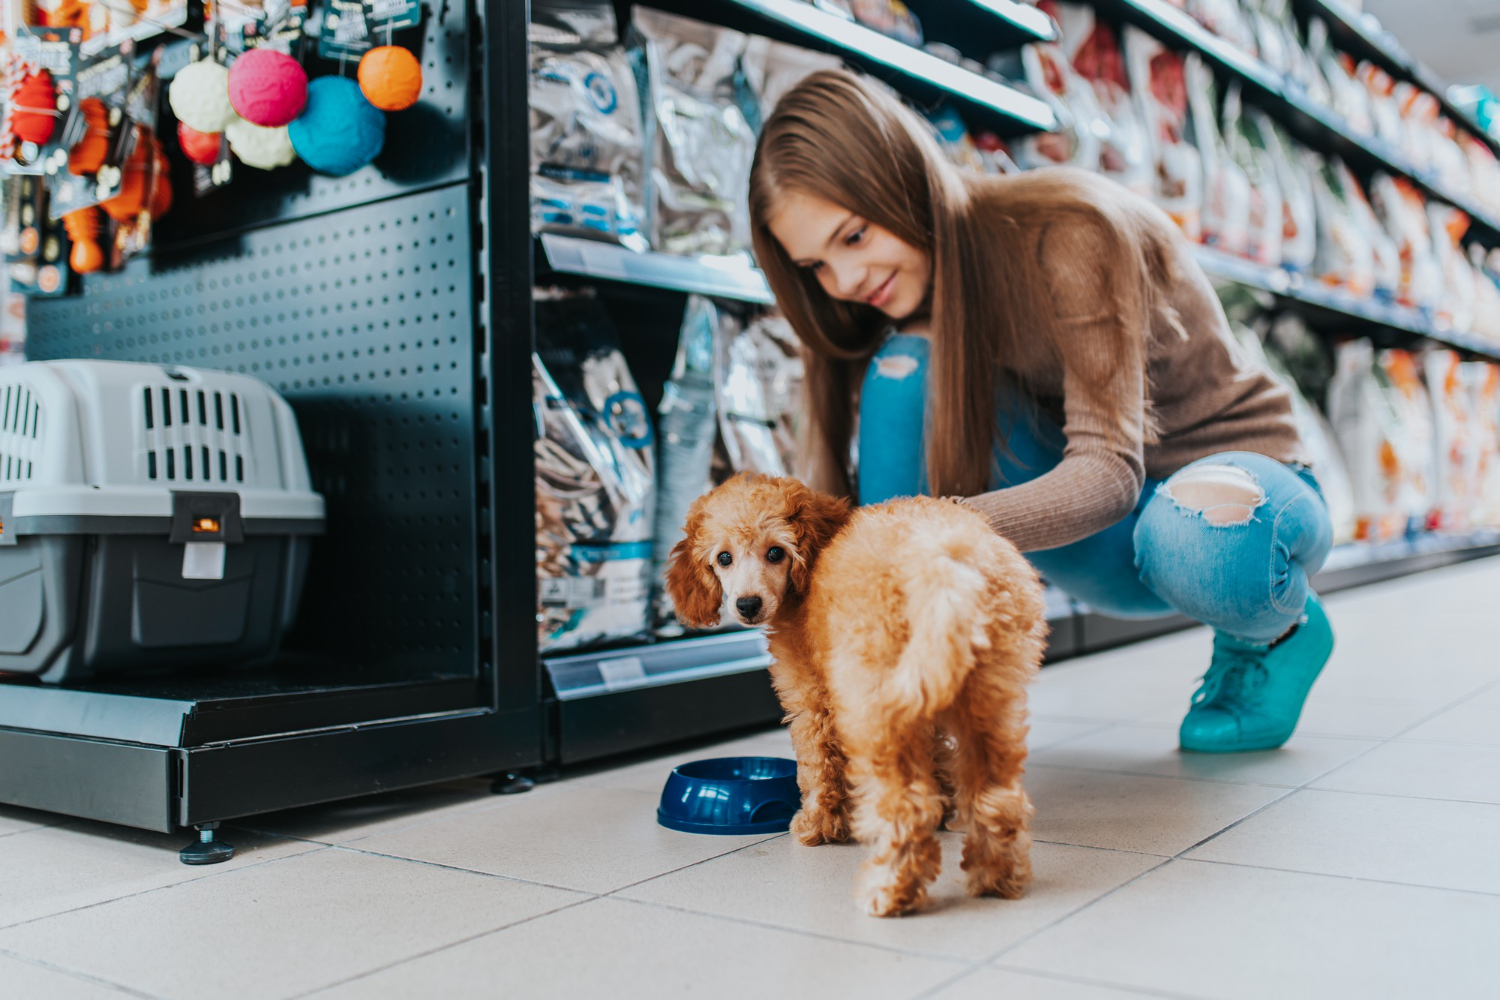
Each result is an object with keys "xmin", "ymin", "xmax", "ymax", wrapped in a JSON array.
[
  {"xmin": 224, "ymin": 115, "xmax": 297, "ymax": 170},
  {"xmin": 169, "ymin": 60, "xmax": 235, "ymax": 134}
]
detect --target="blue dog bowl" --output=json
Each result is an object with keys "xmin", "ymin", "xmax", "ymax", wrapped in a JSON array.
[{"xmin": 657, "ymin": 756, "xmax": 801, "ymax": 835}]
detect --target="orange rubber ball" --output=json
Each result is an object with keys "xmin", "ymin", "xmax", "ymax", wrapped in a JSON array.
[{"xmin": 357, "ymin": 45, "xmax": 422, "ymax": 112}]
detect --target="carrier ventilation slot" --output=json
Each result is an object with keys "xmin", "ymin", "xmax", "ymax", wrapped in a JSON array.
[
  {"xmin": 0, "ymin": 383, "xmax": 40, "ymax": 483},
  {"xmin": 142, "ymin": 384, "xmax": 247, "ymax": 484}
]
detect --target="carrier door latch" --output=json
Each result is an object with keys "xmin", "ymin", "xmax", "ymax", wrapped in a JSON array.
[
  {"xmin": 0, "ymin": 492, "xmax": 13, "ymax": 546},
  {"xmin": 168, "ymin": 492, "xmax": 245, "ymax": 544}
]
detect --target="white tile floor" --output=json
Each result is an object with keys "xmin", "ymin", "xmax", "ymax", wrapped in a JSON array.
[{"xmin": 3, "ymin": 559, "xmax": 1500, "ymax": 1000}]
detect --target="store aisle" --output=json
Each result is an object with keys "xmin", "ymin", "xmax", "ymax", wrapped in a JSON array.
[{"xmin": 3, "ymin": 559, "xmax": 1500, "ymax": 1000}]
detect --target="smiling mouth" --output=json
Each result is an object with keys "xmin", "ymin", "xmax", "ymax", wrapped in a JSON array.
[{"xmin": 865, "ymin": 273, "xmax": 896, "ymax": 308}]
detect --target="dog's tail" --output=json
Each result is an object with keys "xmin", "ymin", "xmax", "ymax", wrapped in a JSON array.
[{"xmin": 882, "ymin": 548, "xmax": 991, "ymax": 726}]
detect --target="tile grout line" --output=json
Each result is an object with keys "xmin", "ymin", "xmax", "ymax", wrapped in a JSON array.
[
  {"xmin": 0, "ymin": 843, "xmax": 337, "ymax": 934},
  {"xmin": 988, "ymin": 964, "xmax": 1217, "ymax": 1000},
  {"xmin": 286, "ymin": 895, "xmax": 600, "ymax": 1000},
  {"xmin": 0, "ymin": 945, "xmax": 165, "ymax": 999},
  {"xmin": 1173, "ymin": 855, "xmax": 1500, "ymax": 899}
]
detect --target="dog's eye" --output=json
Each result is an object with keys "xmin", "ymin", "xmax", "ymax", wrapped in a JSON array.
[
  {"xmin": 766, "ymin": 546, "xmax": 786, "ymax": 564},
  {"xmin": 717, "ymin": 552, "xmax": 732, "ymax": 567}
]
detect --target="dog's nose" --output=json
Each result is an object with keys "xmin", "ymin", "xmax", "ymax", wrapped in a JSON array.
[{"xmin": 736, "ymin": 596, "xmax": 763, "ymax": 620}]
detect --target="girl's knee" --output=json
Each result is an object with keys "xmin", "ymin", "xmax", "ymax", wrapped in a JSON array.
[{"xmin": 1156, "ymin": 462, "xmax": 1267, "ymax": 526}]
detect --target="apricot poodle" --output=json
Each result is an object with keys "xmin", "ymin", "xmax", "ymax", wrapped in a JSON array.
[{"xmin": 666, "ymin": 473, "xmax": 1048, "ymax": 916}]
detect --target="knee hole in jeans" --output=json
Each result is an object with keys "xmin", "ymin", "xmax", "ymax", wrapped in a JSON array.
[{"xmin": 1160, "ymin": 464, "xmax": 1267, "ymax": 527}]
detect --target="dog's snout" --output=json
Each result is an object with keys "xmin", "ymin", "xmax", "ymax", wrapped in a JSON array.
[{"xmin": 736, "ymin": 596, "xmax": 763, "ymax": 620}]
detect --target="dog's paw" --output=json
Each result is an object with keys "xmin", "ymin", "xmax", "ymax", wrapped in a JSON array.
[
  {"xmin": 791, "ymin": 806, "xmax": 851, "ymax": 846},
  {"xmin": 856, "ymin": 876, "xmax": 929, "ymax": 917},
  {"xmin": 962, "ymin": 865, "xmax": 1031, "ymax": 900}
]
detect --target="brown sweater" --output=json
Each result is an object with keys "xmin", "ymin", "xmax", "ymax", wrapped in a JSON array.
[{"xmin": 959, "ymin": 187, "xmax": 1307, "ymax": 553}]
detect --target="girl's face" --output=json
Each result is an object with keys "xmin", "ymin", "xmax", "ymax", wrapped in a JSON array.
[{"xmin": 767, "ymin": 190, "xmax": 931, "ymax": 320}]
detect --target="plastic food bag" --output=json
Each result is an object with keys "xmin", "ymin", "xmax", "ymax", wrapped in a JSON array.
[
  {"xmin": 739, "ymin": 36, "xmax": 842, "ymax": 128},
  {"xmin": 1368, "ymin": 174, "xmax": 1441, "ymax": 311},
  {"xmin": 1012, "ymin": 38, "xmax": 1102, "ymax": 172},
  {"xmin": 1428, "ymin": 204, "xmax": 1476, "ymax": 333},
  {"xmin": 1223, "ymin": 83, "xmax": 1282, "ymax": 265},
  {"xmin": 1051, "ymin": 3, "xmax": 1153, "ymax": 196},
  {"xmin": 1464, "ymin": 363, "xmax": 1500, "ymax": 528},
  {"xmin": 651, "ymin": 295, "xmax": 724, "ymax": 633},
  {"xmin": 1126, "ymin": 26, "xmax": 1202, "ymax": 240},
  {"xmin": 1326, "ymin": 339, "xmax": 1407, "ymax": 542},
  {"xmin": 528, "ymin": 0, "xmax": 648, "ymax": 251},
  {"xmin": 633, "ymin": 8, "xmax": 756, "ymax": 258},
  {"xmin": 1306, "ymin": 152, "xmax": 1374, "ymax": 297},
  {"xmin": 1333, "ymin": 161, "xmax": 1400, "ymax": 302},
  {"xmin": 1249, "ymin": 111, "xmax": 1315, "ymax": 272},
  {"xmin": 716, "ymin": 310, "xmax": 804, "ymax": 478},
  {"xmin": 1424, "ymin": 349, "xmax": 1480, "ymax": 533},
  {"xmin": 1187, "ymin": 55, "xmax": 1250, "ymax": 254},
  {"xmin": 534, "ymin": 287, "xmax": 656, "ymax": 652}
]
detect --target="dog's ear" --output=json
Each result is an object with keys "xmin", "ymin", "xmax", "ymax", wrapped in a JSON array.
[
  {"xmin": 665, "ymin": 508, "xmax": 722, "ymax": 628},
  {"xmin": 788, "ymin": 481, "xmax": 852, "ymax": 593}
]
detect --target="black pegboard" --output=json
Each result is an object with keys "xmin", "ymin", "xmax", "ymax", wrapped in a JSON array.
[
  {"xmin": 153, "ymin": 0, "xmax": 472, "ymax": 247},
  {"xmin": 26, "ymin": 183, "xmax": 480, "ymax": 680}
]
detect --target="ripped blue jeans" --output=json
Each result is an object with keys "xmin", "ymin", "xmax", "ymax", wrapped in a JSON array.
[{"xmin": 858, "ymin": 333, "xmax": 1333, "ymax": 644}]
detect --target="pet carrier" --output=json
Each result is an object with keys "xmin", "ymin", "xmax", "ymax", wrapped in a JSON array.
[{"xmin": 0, "ymin": 360, "xmax": 324, "ymax": 683}]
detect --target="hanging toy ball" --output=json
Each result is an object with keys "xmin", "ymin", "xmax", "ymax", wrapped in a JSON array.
[
  {"xmin": 11, "ymin": 70, "xmax": 59, "ymax": 145},
  {"xmin": 287, "ymin": 76, "xmax": 385, "ymax": 177},
  {"xmin": 357, "ymin": 45, "xmax": 422, "ymax": 112},
  {"xmin": 228, "ymin": 48, "xmax": 309, "ymax": 128},
  {"xmin": 169, "ymin": 60, "xmax": 235, "ymax": 134},
  {"xmin": 62, "ymin": 207, "xmax": 104, "ymax": 274},
  {"xmin": 224, "ymin": 115, "xmax": 297, "ymax": 170},
  {"xmin": 177, "ymin": 121, "xmax": 222, "ymax": 166}
]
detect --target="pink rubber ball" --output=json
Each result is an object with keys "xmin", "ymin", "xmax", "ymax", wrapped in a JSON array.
[{"xmin": 227, "ymin": 48, "xmax": 309, "ymax": 128}]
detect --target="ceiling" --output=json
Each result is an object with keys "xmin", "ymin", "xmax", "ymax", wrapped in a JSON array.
[{"xmin": 1362, "ymin": 0, "xmax": 1500, "ymax": 94}]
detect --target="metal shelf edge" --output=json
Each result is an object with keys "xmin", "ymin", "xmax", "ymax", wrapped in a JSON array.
[{"xmin": 723, "ymin": 0, "xmax": 1057, "ymax": 130}]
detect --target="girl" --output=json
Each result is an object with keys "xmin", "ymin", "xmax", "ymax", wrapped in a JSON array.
[{"xmin": 747, "ymin": 69, "xmax": 1333, "ymax": 753}]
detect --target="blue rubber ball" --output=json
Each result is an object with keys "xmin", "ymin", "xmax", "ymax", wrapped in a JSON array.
[{"xmin": 287, "ymin": 76, "xmax": 385, "ymax": 176}]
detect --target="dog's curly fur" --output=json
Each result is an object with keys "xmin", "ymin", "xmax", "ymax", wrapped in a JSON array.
[{"xmin": 666, "ymin": 473, "xmax": 1048, "ymax": 917}]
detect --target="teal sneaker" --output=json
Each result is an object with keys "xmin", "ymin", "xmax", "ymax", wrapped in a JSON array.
[{"xmin": 1179, "ymin": 594, "xmax": 1334, "ymax": 753}]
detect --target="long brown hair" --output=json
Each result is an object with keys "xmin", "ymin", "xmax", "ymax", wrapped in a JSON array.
[{"xmin": 749, "ymin": 69, "xmax": 1177, "ymax": 499}]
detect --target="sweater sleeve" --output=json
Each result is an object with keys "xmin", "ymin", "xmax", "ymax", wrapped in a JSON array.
[{"xmin": 961, "ymin": 224, "xmax": 1150, "ymax": 552}]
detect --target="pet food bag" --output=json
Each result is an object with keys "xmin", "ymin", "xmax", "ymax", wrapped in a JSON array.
[
  {"xmin": 1250, "ymin": 111, "xmax": 1315, "ymax": 272},
  {"xmin": 1326, "ymin": 339, "xmax": 1406, "ymax": 543},
  {"xmin": 1223, "ymin": 83, "xmax": 1282, "ymax": 266},
  {"xmin": 528, "ymin": 0, "xmax": 648, "ymax": 250},
  {"xmin": 1463, "ymin": 362, "xmax": 1500, "ymax": 528},
  {"xmin": 1368, "ymin": 174, "xmax": 1441, "ymax": 312},
  {"xmin": 1423, "ymin": 349, "xmax": 1481, "ymax": 533},
  {"xmin": 1052, "ymin": 3, "xmax": 1153, "ymax": 196},
  {"xmin": 1306, "ymin": 152, "xmax": 1375, "ymax": 298},
  {"xmin": 534, "ymin": 287, "xmax": 656, "ymax": 652},
  {"xmin": 632, "ymin": 8, "xmax": 756, "ymax": 259},
  {"xmin": 1126, "ymin": 26, "xmax": 1202, "ymax": 241},
  {"xmin": 1428, "ymin": 204, "xmax": 1477, "ymax": 334},
  {"xmin": 740, "ymin": 36, "xmax": 842, "ymax": 129},
  {"xmin": 1012, "ymin": 34, "xmax": 1103, "ymax": 172},
  {"xmin": 1380, "ymin": 349, "xmax": 1437, "ymax": 532},
  {"xmin": 1333, "ymin": 162, "xmax": 1400, "ymax": 302},
  {"xmin": 715, "ymin": 309, "xmax": 804, "ymax": 479},
  {"xmin": 1187, "ymin": 55, "xmax": 1250, "ymax": 255},
  {"xmin": 650, "ymin": 294, "xmax": 727, "ymax": 633}
]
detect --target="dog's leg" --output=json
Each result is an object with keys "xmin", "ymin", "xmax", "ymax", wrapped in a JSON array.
[
  {"xmin": 947, "ymin": 679, "xmax": 1034, "ymax": 900},
  {"xmin": 846, "ymin": 737, "xmax": 946, "ymax": 917},
  {"xmin": 786, "ymin": 695, "xmax": 852, "ymax": 846}
]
